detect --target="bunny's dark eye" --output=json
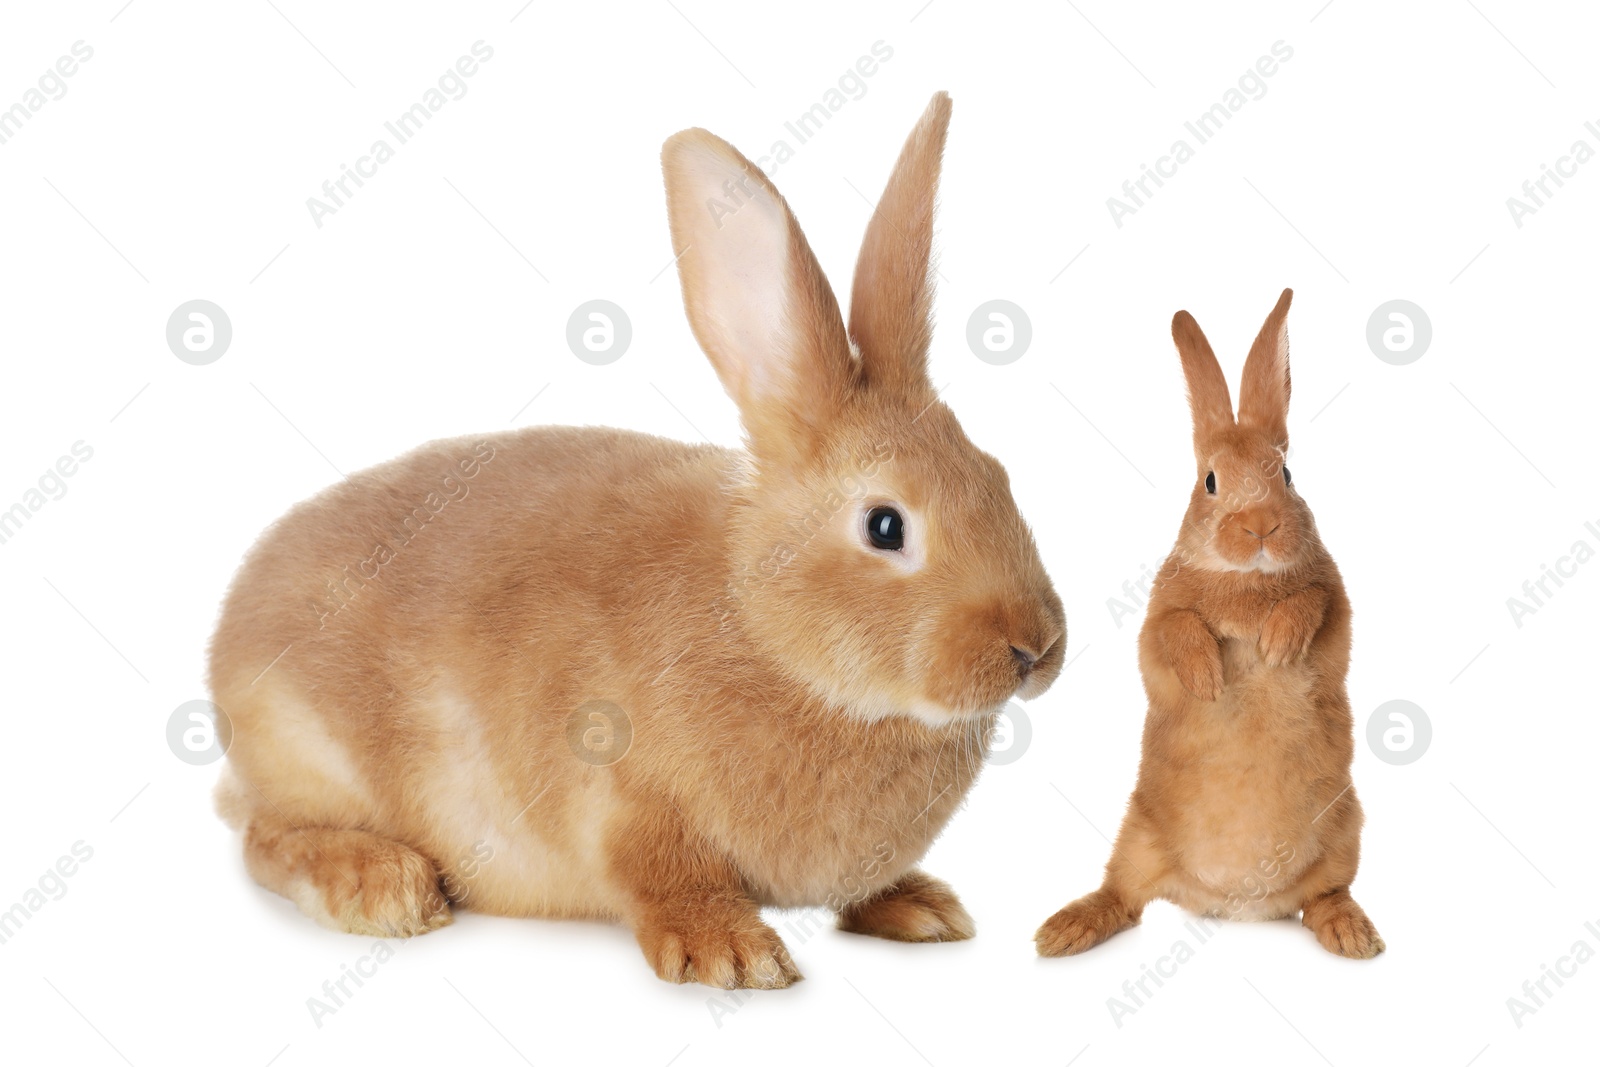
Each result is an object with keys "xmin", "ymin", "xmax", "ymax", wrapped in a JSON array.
[
  {"xmin": 866, "ymin": 507, "xmax": 905, "ymax": 551},
  {"xmin": 1283, "ymin": 466, "xmax": 1292, "ymax": 486},
  {"xmin": 1204, "ymin": 471, "xmax": 1216, "ymax": 494}
]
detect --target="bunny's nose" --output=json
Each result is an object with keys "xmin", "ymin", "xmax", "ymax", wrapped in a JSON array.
[
  {"xmin": 1011, "ymin": 645, "xmax": 1039, "ymax": 673},
  {"xmin": 1244, "ymin": 523, "xmax": 1280, "ymax": 541}
]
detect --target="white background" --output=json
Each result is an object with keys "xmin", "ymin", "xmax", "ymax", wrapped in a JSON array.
[{"xmin": 2, "ymin": 1, "xmax": 1596, "ymax": 1064}]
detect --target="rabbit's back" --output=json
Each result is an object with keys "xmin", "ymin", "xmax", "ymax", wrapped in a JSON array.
[{"xmin": 208, "ymin": 425, "xmax": 737, "ymax": 916}]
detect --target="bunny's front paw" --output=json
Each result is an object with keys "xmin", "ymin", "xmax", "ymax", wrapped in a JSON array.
[
  {"xmin": 1258, "ymin": 587, "xmax": 1328, "ymax": 667},
  {"xmin": 1172, "ymin": 643, "xmax": 1224, "ymax": 701},
  {"xmin": 1159, "ymin": 610, "xmax": 1224, "ymax": 700},
  {"xmin": 1259, "ymin": 602, "xmax": 1316, "ymax": 666},
  {"xmin": 634, "ymin": 909, "xmax": 801, "ymax": 989},
  {"xmin": 837, "ymin": 870, "xmax": 974, "ymax": 942}
]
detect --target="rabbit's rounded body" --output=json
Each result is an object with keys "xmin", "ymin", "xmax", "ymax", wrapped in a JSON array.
[
  {"xmin": 212, "ymin": 426, "xmax": 986, "ymax": 922},
  {"xmin": 1128, "ymin": 554, "xmax": 1362, "ymax": 922},
  {"xmin": 215, "ymin": 94, "xmax": 1065, "ymax": 988}
]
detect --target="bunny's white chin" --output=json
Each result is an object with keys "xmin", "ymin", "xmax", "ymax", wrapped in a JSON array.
[
  {"xmin": 1201, "ymin": 545, "xmax": 1296, "ymax": 575},
  {"xmin": 903, "ymin": 696, "xmax": 1015, "ymax": 727},
  {"xmin": 843, "ymin": 696, "xmax": 1003, "ymax": 727}
]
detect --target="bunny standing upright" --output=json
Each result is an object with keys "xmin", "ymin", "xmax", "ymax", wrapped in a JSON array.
[
  {"xmin": 1036, "ymin": 290, "xmax": 1383, "ymax": 960},
  {"xmin": 209, "ymin": 93, "xmax": 1066, "ymax": 989}
]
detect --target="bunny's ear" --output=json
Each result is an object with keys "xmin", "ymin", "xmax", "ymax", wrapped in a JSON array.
[
  {"xmin": 1237, "ymin": 288, "xmax": 1293, "ymax": 441},
  {"xmin": 847, "ymin": 92, "xmax": 952, "ymax": 398},
  {"xmin": 1172, "ymin": 309, "xmax": 1233, "ymax": 441},
  {"xmin": 662, "ymin": 129, "xmax": 856, "ymax": 459}
]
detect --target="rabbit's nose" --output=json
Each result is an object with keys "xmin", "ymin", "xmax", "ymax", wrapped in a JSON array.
[
  {"xmin": 1010, "ymin": 645, "xmax": 1038, "ymax": 673},
  {"xmin": 1244, "ymin": 523, "xmax": 1281, "ymax": 540}
]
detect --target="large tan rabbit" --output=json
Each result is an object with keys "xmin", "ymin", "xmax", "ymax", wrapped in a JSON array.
[
  {"xmin": 1035, "ymin": 290, "xmax": 1382, "ymax": 960},
  {"xmin": 209, "ymin": 92, "xmax": 1065, "ymax": 989}
]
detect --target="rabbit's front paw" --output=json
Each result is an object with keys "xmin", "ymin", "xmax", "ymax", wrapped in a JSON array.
[
  {"xmin": 837, "ymin": 870, "xmax": 974, "ymax": 942},
  {"xmin": 1172, "ymin": 643, "xmax": 1224, "ymax": 701},
  {"xmin": 635, "ymin": 911, "xmax": 801, "ymax": 989},
  {"xmin": 1259, "ymin": 601, "xmax": 1316, "ymax": 666}
]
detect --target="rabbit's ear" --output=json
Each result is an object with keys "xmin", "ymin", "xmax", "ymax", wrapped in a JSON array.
[
  {"xmin": 662, "ymin": 129, "xmax": 855, "ymax": 457},
  {"xmin": 1238, "ymin": 288, "xmax": 1293, "ymax": 440},
  {"xmin": 1172, "ymin": 309, "xmax": 1234, "ymax": 440},
  {"xmin": 847, "ymin": 91, "xmax": 952, "ymax": 397}
]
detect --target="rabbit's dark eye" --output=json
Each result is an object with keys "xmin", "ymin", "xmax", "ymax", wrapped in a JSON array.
[
  {"xmin": 1283, "ymin": 465, "xmax": 1292, "ymax": 486},
  {"xmin": 1204, "ymin": 471, "xmax": 1216, "ymax": 494},
  {"xmin": 866, "ymin": 507, "xmax": 904, "ymax": 551}
]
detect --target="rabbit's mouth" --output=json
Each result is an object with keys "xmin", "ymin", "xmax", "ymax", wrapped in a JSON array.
[
  {"xmin": 1235, "ymin": 537, "xmax": 1303, "ymax": 574},
  {"xmin": 1238, "ymin": 541, "xmax": 1290, "ymax": 573},
  {"xmin": 1250, "ymin": 547, "xmax": 1297, "ymax": 574},
  {"xmin": 903, "ymin": 624, "xmax": 1064, "ymax": 724},
  {"xmin": 1014, "ymin": 635, "xmax": 1064, "ymax": 701},
  {"xmin": 1197, "ymin": 515, "xmax": 1305, "ymax": 574}
]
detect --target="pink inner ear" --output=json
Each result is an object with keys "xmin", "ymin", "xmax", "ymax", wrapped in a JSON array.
[{"xmin": 672, "ymin": 141, "xmax": 793, "ymax": 408}]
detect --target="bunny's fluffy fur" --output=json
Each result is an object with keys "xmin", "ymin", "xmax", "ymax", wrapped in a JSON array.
[{"xmin": 211, "ymin": 93, "xmax": 1065, "ymax": 988}]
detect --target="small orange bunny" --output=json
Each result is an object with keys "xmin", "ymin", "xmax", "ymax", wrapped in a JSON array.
[{"xmin": 1036, "ymin": 290, "xmax": 1382, "ymax": 960}]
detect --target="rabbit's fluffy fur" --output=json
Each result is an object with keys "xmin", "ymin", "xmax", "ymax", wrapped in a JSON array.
[
  {"xmin": 1035, "ymin": 290, "xmax": 1383, "ymax": 960},
  {"xmin": 210, "ymin": 93, "xmax": 1065, "ymax": 988}
]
